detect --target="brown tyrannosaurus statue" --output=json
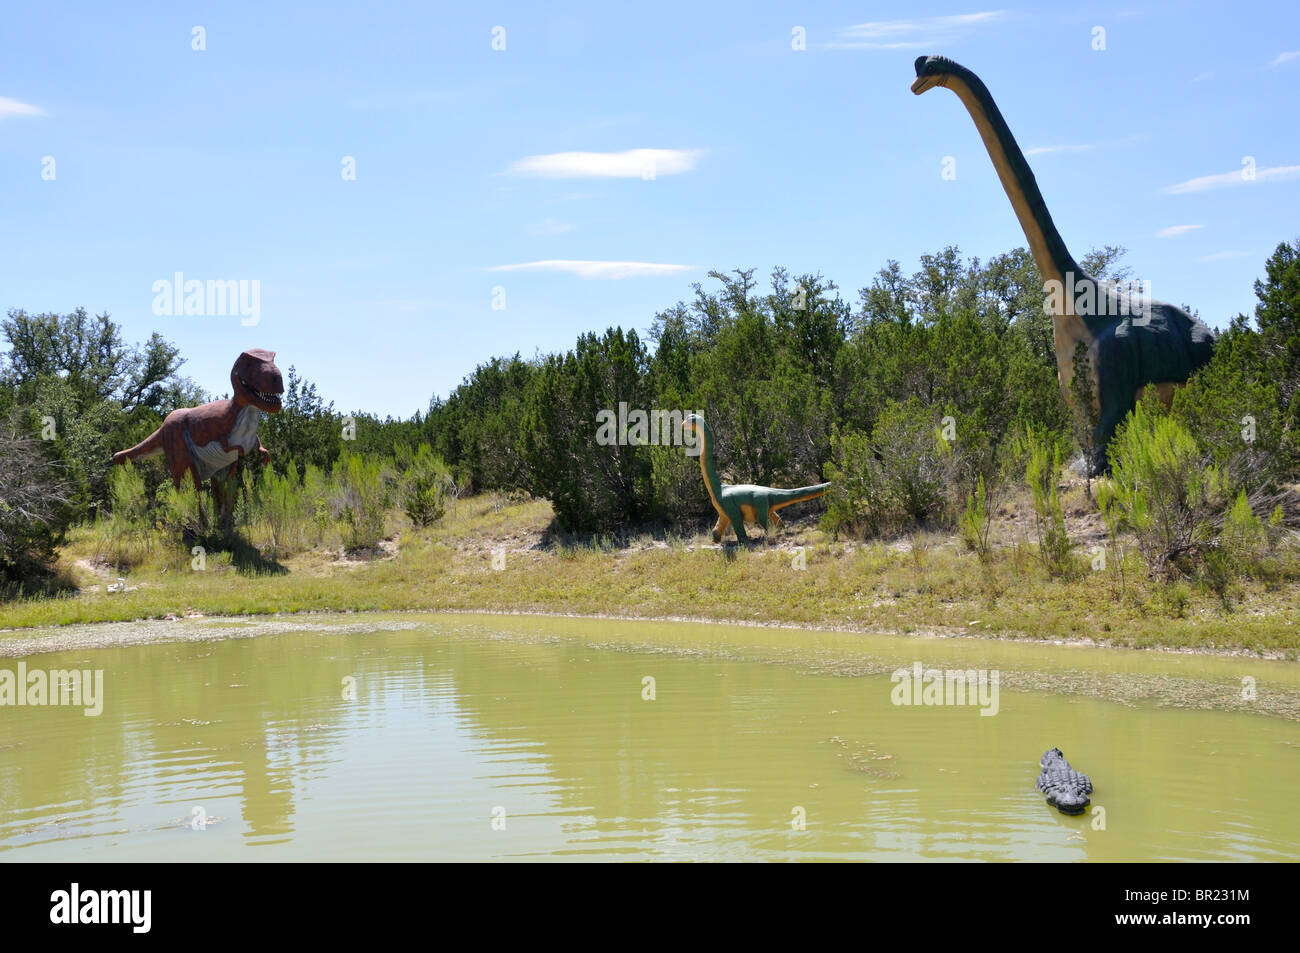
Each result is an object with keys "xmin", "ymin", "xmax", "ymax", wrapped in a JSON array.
[{"xmin": 112, "ymin": 349, "xmax": 284, "ymax": 534}]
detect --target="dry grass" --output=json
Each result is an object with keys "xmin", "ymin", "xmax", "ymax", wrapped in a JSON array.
[{"xmin": 2, "ymin": 490, "xmax": 1298, "ymax": 656}]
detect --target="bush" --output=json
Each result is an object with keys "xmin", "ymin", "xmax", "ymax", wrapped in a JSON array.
[
  {"xmin": 874, "ymin": 399, "xmax": 952, "ymax": 525},
  {"xmin": 959, "ymin": 473, "xmax": 993, "ymax": 560},
  {"xmin": 1012, "ymin": 426, "xmax": 1073, "ymax": 576},
  {"xmin": 333, "ymin": 452, "xmax": 391, "ymax": 550},
  {"xmin": 94, "ymin": 462, "xmax": 157, "ymax": 567},
  {"xmin": 0, "ymin": 427, "xmax": 74, "ymax": 589},
  {"xmin": 155, "ymin": 479, "xmax": 203, "ymax": 541},
  {"xmin": 821, "ymin": 400, "xmax": 954, "ymax": 538},
  {"xmin": 301, "ymin": 464, "xmax": 334, "ymax": 545},
  {"xmin": 255, "ymin": 467, "xmax": 305, "ymax": 555},
  {"xmin": 1099, "ymin": 399, "xmax": 1227, "ymax": 576},
  {"xmin": 108, "ymin": 461, "xmax": 150, "ymax": 525},
  {"xmin": 401, "ymin": 444, "xmax": 452, "ymax": 528},
  {"xmin": 822, "ymin": 428, "xmax": 892, "ymax": 538}
]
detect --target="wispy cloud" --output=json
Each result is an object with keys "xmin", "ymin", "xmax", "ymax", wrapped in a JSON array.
[
  {"xmin": 1025, "ymin": 143, "xmax": 1096, "ymax": 156},
  {"xmin": 489, "ymin": 260, "xmax": 694, "ymax": 279},
  {"xmin": 1199, "ymin": 251, "xmax": 1248, "ymax": 262},
  {"xmin": 506, "ymin": 148, "xmax": 702, "ymax": 179},
  {"xmin": 1025, "ymin": 132, "xmax": 1147, "ymax": 158},
  {"xmin": 1164, "ymin": 164, "xmax": 1300, "ymax": 194},
  {"xmin": 826, "ymin": 11, "xmax": 1005, "ymax": 50},
  {"xmin": 1190, "ymin": 71, "xmax": 1214, "ymax": 84},
  {"xmin": 0, "ymin": 96, "xmax": 44, "ymax": 118},
  {"xmin": 1268, "ymin": 51, "xmax": 1300, "ymax": 68},
  {"xmin": 527, "ymin": 219, "xmax": 575, "ymax": 237},
  {"xmin": 1156, "ymin": 224, "xmax": 1204, "ymax": 238}
]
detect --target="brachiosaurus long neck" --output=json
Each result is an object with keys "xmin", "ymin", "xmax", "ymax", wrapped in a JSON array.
[
  {"xmin": 694, "ymin": 422, "xmax": 726, "ymax": 507},
  {"xmin": 938, "ymin": 72, "xmax": 1084, "ymax": 290}
]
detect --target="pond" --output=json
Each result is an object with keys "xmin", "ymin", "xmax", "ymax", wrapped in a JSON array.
[{"xmin": 2, "ymin": 612, "xmax": 1298, "ymax": 861}]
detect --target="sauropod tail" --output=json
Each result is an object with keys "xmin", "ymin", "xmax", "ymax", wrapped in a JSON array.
[{"xmin": 771, "ymin": 482, "xmax": 831, "ymax": 504}]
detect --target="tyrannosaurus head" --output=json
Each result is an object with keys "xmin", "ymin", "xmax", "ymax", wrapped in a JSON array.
[{"xmin": 231, "ymin": 349, "xmax": 284, "ymax": 413}]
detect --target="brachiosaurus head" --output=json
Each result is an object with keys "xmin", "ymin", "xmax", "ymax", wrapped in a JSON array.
[
  {"xmin": 910, "ymin": 55, "xmax": 968, "ymax": 95},
  {"xmin": 682, "ymin": 414, "xmax": 711, "ymax": 445},
  {"xmin": 231, "ymin": 348, "xmax": 284, "ymax": 413}
]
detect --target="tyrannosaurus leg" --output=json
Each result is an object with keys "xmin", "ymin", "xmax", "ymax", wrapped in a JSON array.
[{"xmin": 211, "ymin": 466, "xmax": 239, "ymax": 539}]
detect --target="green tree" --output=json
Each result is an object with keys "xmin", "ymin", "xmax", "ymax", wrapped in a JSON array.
[{"xmin": 258, "ymin": 366, "xmax": 342, "ymax": 478}]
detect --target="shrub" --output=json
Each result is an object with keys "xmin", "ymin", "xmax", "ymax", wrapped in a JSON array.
[
  {"xmin": 874, "ymin": 399, "xmax": 953, "ymax": 525},
  {"xmin": 401, "ymin": 444, "xmax": 452, "ymax": 528},
  {"xmin": 333, "ymin": 452, "xmax": 391, "ymax": 550},
  {"xmin": 94, "ymin": 462, "xmax": 157, "ymax": 567},
  {"xmin": 1098, "ymin": 399, "xmax": 1227, "ymax": 575},
  {"xmin": 108, "ymin": 460, "xmax": 150, "ymax": 525},
  {"xmin": 821, "ymin": 428, "xmax": 892, "ymax": 538},
  {"xmin": 959, "ymin": 473, "xmax": 993, "ymax": 560},
  {"xmin": 1012, "ymin": 425, "xmax": 1073, "ymax": 576},
  {"xmin": 821, "ymin": 400, "xmax": 953, "ymax": 538},
  {"xmin": 0, "ymin": 427, "xmax": 74, "ymax": 590},
  {"xmin": 255, "ymin": 467, "xmax": 305, "ymax": 555},
  {"xmin": 301, "ymin": 464, "xmax": 334, "ymax": 545},
  {"xmin": 155, "ymin": 479, "xmax": 203, "ymax": 541}
]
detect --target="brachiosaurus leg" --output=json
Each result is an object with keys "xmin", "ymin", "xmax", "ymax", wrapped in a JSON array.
[
  {"xmin": 712, "ymin": 514, "xmax": 730, "ymax": 543},
  {"xmin": 724, "ymin": 502, "xmax": 750, "ymax": 542}
]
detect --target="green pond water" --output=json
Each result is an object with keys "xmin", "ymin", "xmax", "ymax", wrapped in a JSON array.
[{"xmin": 1, "ymin": 612, "xmax": 1298, "ymax": 861}]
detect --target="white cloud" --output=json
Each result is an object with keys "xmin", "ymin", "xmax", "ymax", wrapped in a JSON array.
[
  {"xmin": 1025, "ymin": 143, "xmax": 1096, "ymax": 156},
  {"xmin": 1156, "ymin": 224, "xmax": 1204, "ymax": 238},
  {"xmin": 1198, "ymin": 251, "xmax": 1248, "ymax": 262},
  {"xmin": 489, "ymin": 260, "xmax": 694, "ymax": 279},
  {"xmin": 1164, "ymin": 164, "xmax": 1300, "ymax": 194},
  {"xmin": 1190, "ymin": 71, "xmax": 1214, "ymax": 83},
  {"xmin": 506, "ymin": 148, "xmax": 702, "ymax": 179},
  {"xmin": 1268, "ymin": 51, "xmax": 1300, "ymax": 68},
  {"xmin": 827, "ymin": 11, "xmax": 1005, "ymax": 50},
  {"xmin": 527, "ymin": 219, "xmax": 575, "ymax": 237},
  {"xmin": 0, "ymin": 96, "xmax": 44, "ymax": 118}
]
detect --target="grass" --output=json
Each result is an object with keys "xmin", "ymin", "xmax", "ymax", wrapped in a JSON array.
[{"xmin": 2, "ymin": 490, "xmax": 1299, "ymax": 656}]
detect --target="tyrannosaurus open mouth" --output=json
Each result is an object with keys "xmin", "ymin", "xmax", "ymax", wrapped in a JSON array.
[
  {"xmin": 232, "ymin": 348, "xmax": 285, "ymax": 413},
  {"xmin": 239, "ymin": 377, "xmax": 282, "ymax": 408}
]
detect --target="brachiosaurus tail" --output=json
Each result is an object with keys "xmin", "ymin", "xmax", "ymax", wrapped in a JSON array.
[
  {"xmin": 112, "ymin": 428, "xmax": 163, "ymax": 464},
  {"xmin": 769, "ymin": 482, "xmax": 831, "ymax": 505}
]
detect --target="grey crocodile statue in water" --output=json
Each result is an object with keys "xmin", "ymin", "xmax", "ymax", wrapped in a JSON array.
[{"xmin": 1036, "ymin": 747, "xmax": 1093, "ymax": 815}]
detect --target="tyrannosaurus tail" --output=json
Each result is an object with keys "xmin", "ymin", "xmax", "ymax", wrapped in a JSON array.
[{"xmin": 112, "ymin": 428, "xmax": 163, "ymax": 465}]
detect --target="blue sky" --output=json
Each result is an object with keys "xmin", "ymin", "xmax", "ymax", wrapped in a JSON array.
[{"xmin": 2, "ymin": 1, "xmax": 1297, "ymax": 417}]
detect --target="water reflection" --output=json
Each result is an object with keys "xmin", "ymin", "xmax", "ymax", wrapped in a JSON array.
[{"xmin": 1, "ymin": 615, "xmax": 1297, "ymax": 861}]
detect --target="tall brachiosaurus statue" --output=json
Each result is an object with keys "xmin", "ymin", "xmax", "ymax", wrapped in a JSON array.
[
  {"xmin": 683, "ymin": 414, "xmax": 830, "ymax": 543},
  {"xmin": 911, "ymin": 56, "xmax": 1216, "ymax": 472}
]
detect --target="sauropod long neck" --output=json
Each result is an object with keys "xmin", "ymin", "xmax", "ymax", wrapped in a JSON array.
[
  {"xmin": 696, "ymin": 427, "xmax": 725, "ymax": 504},
  {"xmin": 942, "ymin": 74, "xmax": 1084, "ymax": 289}
]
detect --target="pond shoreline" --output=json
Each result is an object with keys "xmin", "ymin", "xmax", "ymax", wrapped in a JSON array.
[{"xmin": 1, "ymin": 604, "xmax": 1294, "ymax": 661}]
